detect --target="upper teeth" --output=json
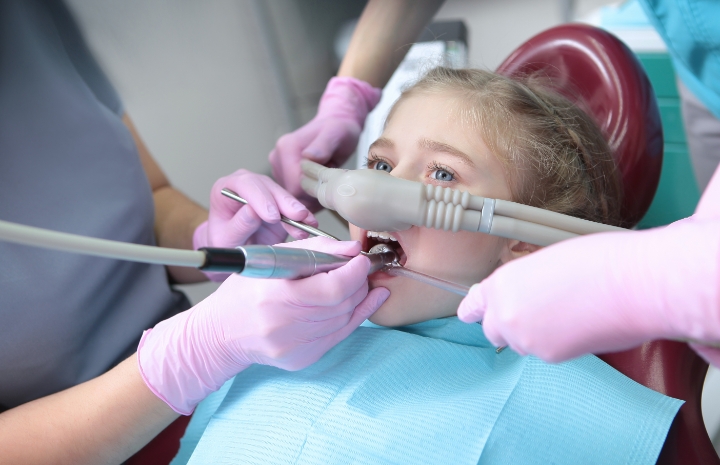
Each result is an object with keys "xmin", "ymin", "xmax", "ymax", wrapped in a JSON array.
[{"xmin": 367, "ymin": 231, "xmax": 398, "ymax": 242}]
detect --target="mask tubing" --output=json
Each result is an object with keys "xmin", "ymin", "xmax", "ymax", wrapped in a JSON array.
[
  {"xmin": 493, "ymin": 199, "xmax": 625, "ymax": 235},
  {"xmin": 489, "ymin": 216, "xmax": 578, "ymax": 246}
]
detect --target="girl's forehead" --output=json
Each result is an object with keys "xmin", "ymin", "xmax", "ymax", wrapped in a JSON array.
[
  {"xmin": 389, "ymin": 91, "xmax": 466, "ymax": 120},
  {"xmin": 379, "ymin": 91, "xmax": 514, "ymax": 201},
  {"xmin": 383, "ymin": 93, "xmax": 494, "ymax": 161}
]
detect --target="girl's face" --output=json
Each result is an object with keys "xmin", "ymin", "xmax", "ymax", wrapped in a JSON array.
[{"xmin": 350, "ymin": 91, "xmax": 534, "ymax": 326}]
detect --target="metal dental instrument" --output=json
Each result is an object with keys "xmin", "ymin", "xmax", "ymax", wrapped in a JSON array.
[
  {"xmin": 221, "ymin": 188, "xmax": 339, "ymax": 241},
  {"xmin": 383, "ymin": 267, "xmax": 470, "ymax": 296},
  {"xmin": 367, "ymin": 244, "xmax": 470, "ymax": 296},
  {"xmin": 300, "ymin": 160, "xmax": 627, "ymax": 247},
  {"xmin": 0, "ymin": 219, "xmax": 396, "ymax": 279}
]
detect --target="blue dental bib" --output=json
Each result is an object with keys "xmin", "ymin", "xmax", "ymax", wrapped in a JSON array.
[{"xmin": 176, "ymin": 318, "xmax": 681, "ymax": 465}]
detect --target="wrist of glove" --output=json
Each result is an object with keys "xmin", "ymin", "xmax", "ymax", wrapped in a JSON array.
[
  {"xmin": 138, "ymin": 237, "xmax": 390, "ymax": 414},
  {"xmin": 137, "ymin": 305, "xmax": 241, "ymax": 415}
]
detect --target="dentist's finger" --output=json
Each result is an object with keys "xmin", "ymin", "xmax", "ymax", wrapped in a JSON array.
[
  {"xmin": 457, "ymin": 283, "xmax": 486, "ymax": 323},
  {"xmin": 280, "ymin": 287, "xmax": 389, "ymax": 372},
  {"xmin": 295, "ymin": 302, "xmax": 367, "ymax": 342},
  {"xmin": 281, "ymin": 222, "xmax": 310, "ymax": 241},
  {"xmin": 479, "ymin": 312, "xmax": 511, "ymax": 352},
  {"xmin": 289, "ymin": 254, "xmax": 371, "ymax": 307},
  {"xmin": 221, "ymin": 206, "xmax": 263, "ymax": 246},
  {"xmin": 301, "ymin": 124, "xmax": 346, "ymax": 163},
  {"xmin": 256, "ymin": 175, "xmax": 319, "ymax": 225},
  {"xmin": 253, "ymin": 221, "xmax": 291, "ymax": 245},
  {"xmin": 313, "ymin": 287, "xmax": 390, "ymax": 351},
  {"xmin": 292, "ymin": 280, "xmax": 369, "ymax": 322},
  {"xmin": 220, "ymin": 174, "xmax": 281, "ymax": 223}
]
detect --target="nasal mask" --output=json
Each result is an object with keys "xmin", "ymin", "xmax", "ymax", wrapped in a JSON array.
[{"xmin": 300, "ymin": 160, "xmax": 624, "ymax": 247}]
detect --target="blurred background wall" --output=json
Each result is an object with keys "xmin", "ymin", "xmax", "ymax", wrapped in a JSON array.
[{"xmin": 64, "ymin": 0, "xmax": 616, "ymax": 302}]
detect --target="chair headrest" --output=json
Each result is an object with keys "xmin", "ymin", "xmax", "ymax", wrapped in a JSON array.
[{"xmin": 497, "ymin": 23, "xmax": 663, "ymax": 226}]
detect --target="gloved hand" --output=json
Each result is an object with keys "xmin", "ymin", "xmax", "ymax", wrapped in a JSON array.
[
  {"xmin": 194, "ymin": 169, "xmax": 318, "ymax": 282},
  {"xmin": 269, "ymin": 77, "xmax": 382, "ymax": 209},
  {"xmin": 138, "ymin": 236, "xmax": 390, "ymax": 415},
  {"xmin": 457, "ymin": 217, "xmax": 720, "ymax": 363}
]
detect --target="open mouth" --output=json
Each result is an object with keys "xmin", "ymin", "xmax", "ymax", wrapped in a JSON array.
[{"xmin": 361, "ymin": 230, "xmax": 407, "ymax": 266}]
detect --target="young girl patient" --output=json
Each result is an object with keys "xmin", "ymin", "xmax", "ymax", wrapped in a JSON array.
[{"xmin": 173, "ymin": 68, "xmax": 681, "ymax": 465}]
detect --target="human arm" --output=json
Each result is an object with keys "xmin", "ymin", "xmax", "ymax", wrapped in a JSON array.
[
  {"xmin": 269, "ymin": 0, "xmax": 445, "ymax": 206},
  {"xmin": 458, "ymin": 168, "xmax": 720, "ymax": 363},
  {"xmin": 0, "ymin": 355, "xmax": 178, "ymax": 465},
  {"xmin": 123, "ymin": 114, "xmax": 208, "ymax": 284},
  {"xmin": 123, "ymin": 115, "xmax": 318, "ymax": 283},
  {"xmin": 338, "ymin": 0, "xmax": 446, "ymax": 88},
  {"xmin": 0, "ymin": 237, "xmax": 388, "ymax": 463}
]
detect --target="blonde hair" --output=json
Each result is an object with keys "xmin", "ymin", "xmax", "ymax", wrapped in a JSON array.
[{"xmin": 387, "ymin": 67, "xmax": 623, "ymax": 227}]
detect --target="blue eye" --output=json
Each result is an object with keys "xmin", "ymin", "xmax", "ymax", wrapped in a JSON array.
[
  {"xmin": 374, "ymin": 161, "xmax": 393, "ymax": 173},
  {"xmin": 431, "ymin": 168, "xmax": 454, "ymax": 182}
]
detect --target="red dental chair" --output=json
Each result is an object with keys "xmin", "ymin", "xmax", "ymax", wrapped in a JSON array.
[
  {"xmin": 128, "ymin": 23, "xmax": 717, "ymax": 465},
  {"xmin": 497, "ymin": 23, "xmax": 718, "ymax": 465}
]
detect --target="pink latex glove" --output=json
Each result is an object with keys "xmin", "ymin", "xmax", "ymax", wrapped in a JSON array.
[
  {"xmin": 138, "ymin": 237, "xmax": 390, "ymax": 415},
  {"xmin": 458, "ymin": 166, "xmax": 720, "ymax": 363},
  {"xmin": 269, "ymin": 77, "xmax": 382, "ymax": 208},
  {"xmin": 193, "ymin": 169, "xmax": 318, "ymax": 282}
]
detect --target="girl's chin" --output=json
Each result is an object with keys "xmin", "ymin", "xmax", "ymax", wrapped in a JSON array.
[{"xmin": 367, "ymin": 301, "xmax": 410, "ymax": 327}]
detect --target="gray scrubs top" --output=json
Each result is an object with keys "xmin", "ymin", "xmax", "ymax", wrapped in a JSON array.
[{"xmin": 0, "ymin": 0, "xmax": 190, "ymax": 409}]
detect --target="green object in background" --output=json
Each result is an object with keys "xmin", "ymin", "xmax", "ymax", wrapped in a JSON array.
[{"xmin": 635, "ymin": 53, "xmax": 700, "ymax": 229}]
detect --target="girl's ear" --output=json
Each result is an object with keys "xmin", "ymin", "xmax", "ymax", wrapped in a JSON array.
[{"xmin": 499, "ymin": 239, "xmax": 542, "ymax": 264}]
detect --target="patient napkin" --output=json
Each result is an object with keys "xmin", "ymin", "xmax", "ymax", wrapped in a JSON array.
[
  {"xmin": 177, "ymin": 318, "xmax": 682, "ymax": 465},
  {"xmin": 170, "ymin": 379, "xmax": 233, "ymax": 465}
]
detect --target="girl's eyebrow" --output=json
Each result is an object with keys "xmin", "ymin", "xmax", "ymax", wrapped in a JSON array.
[
  {"xmin": 419, "ymin": 138, "xmax": 476, "ymax": 167},
  {"xmin": 369, "ymin": 137, "xmax": 394, "ymax": 152}
]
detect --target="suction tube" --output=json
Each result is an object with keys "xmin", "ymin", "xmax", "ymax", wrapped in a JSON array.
[
  {"xmin": 0, "ymin": 219, "xmax": 206, "ymax": 267},
  {"xmin": 383, "ymin": 266, "xmax": 470, "ymax": 296},
  {"xmin": 0, "ymin": 219, "xmax": 397, "ymax": 279}
]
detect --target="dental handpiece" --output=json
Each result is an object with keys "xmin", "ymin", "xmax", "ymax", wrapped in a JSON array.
[
  {"xmin": 300, "ymin": 160, "xmax": 626, "ymax": 247},
  {"xmin": 0, "ymin": 219, "xmax": 396, "ymax": 280},
  {"xmin": 202, "ymin": 244, "xmax": 397, "ymax": 278}
]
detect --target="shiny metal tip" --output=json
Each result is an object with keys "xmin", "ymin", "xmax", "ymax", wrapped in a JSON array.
[
  {"xmin": 362, "ymin": 243, "xmax": 399, "ymax": 274},
  {"xmin": 368, "ymin": 243, "xmax": 397, "ymax": 257}
]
